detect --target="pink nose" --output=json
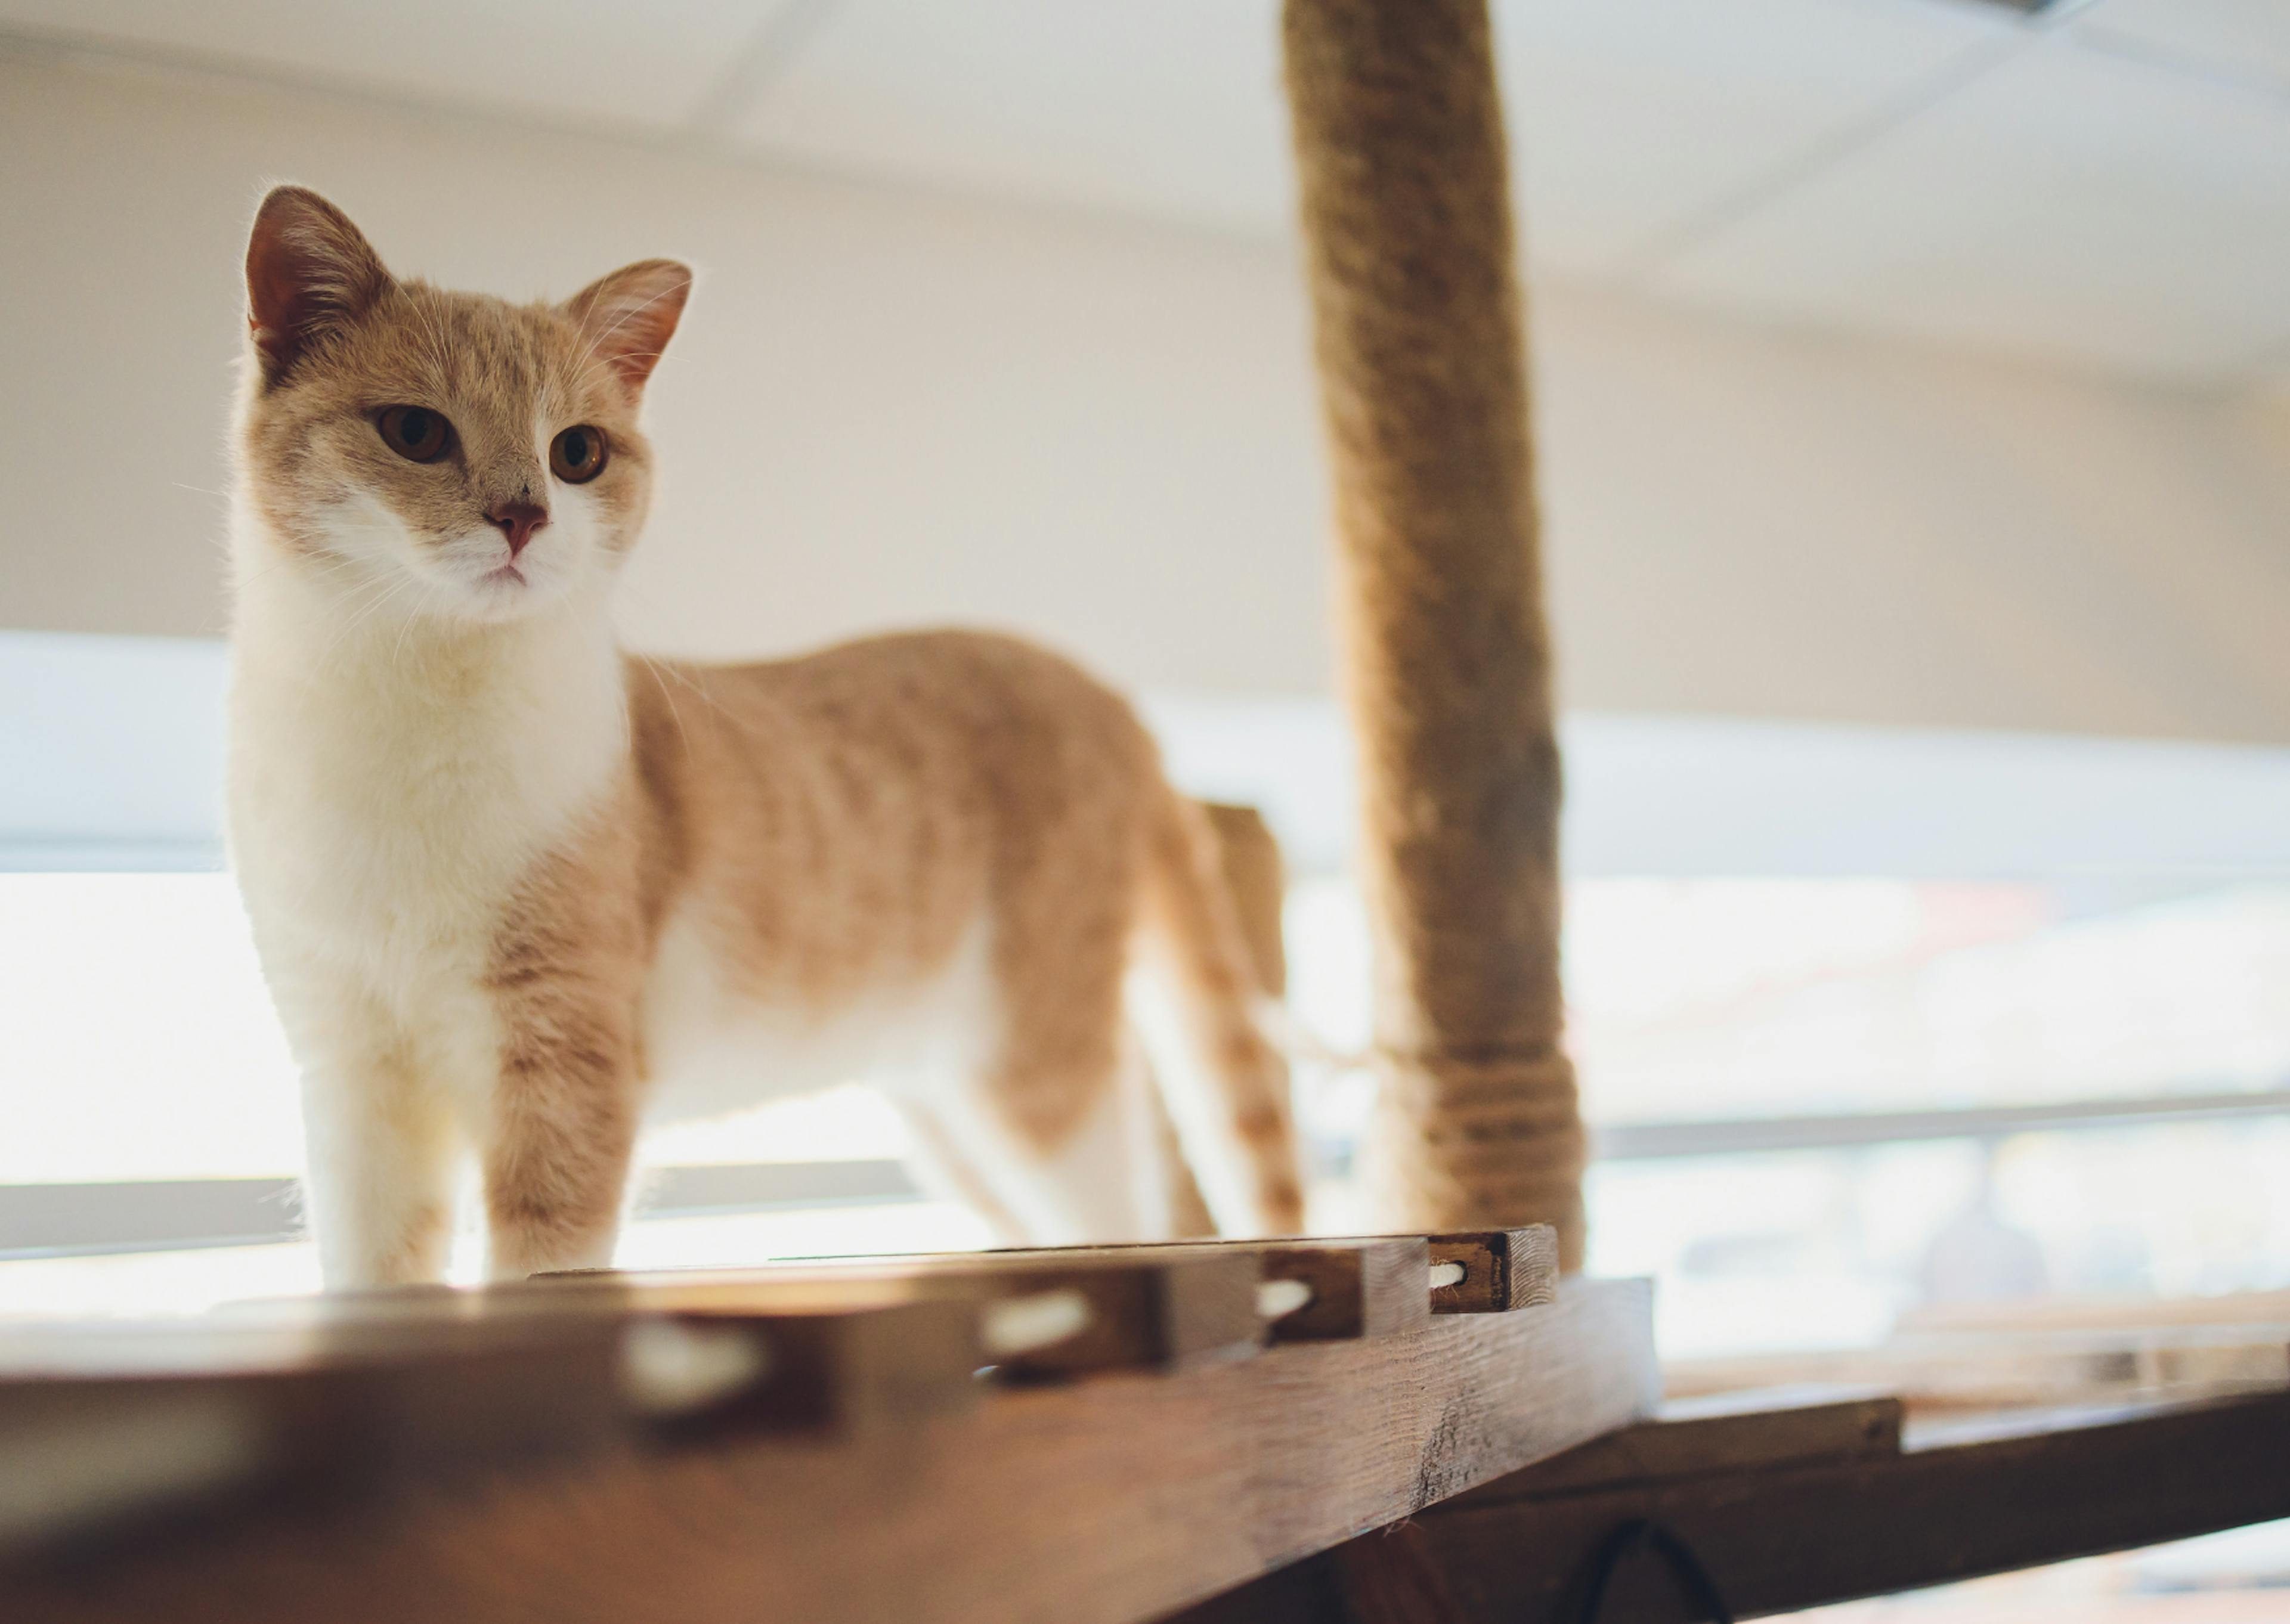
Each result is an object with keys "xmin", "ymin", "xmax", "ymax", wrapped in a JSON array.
[{"xmin": 487, "ymin": 500, "xmax": 548, "ymax": 558}]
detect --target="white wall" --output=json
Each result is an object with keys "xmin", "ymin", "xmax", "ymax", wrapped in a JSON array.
[{"xmin": 7, "ymin": 43, "xmax": 2290, "ymax": 743}]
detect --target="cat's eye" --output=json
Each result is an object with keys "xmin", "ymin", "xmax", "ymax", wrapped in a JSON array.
[
  {"xmin": 550, "ymin": 425, "xmax": 608, "ymax": 484},
  {"xmin": 376, "ymin": 405, "xmax": 451, "ymax": 463}
]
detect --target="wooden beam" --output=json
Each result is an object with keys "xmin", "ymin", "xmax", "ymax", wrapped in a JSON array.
[
  {"xmin": 1446, "ymin": 1386, "xmax": 1901, "ymax": 1504},
  {"xmin": 962, "ymin": 1227, "xmax": 1561, "ymax": 1335},
  {"xmin": 1667, "ymin": 1325, "xmax": 2290, "ymax": 1410},
  {"xmin": 1174, "ymin": 1385, "xmax": 2290, "ymax": 1623},
  {"xmin": 2, "ymin": 1279, "xmax": 1655, "ymax": 1624},
  {"xmin": 1435, "ymin": 1387, "xmax": 2290, "ymax": 1620},
  {"xmin": 0, "ymin": 1296, "xmax": 982, "ymax": 1564}
]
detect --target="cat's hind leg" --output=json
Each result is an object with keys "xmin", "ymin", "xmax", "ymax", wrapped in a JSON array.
[
  {"xmin": 887, "ymin": 1097, "xmax": 1031, "ymax": 1245},
  {"xmin": 1129, "ymin": 791, "xmax": 1305, "ymax": 1236},
  {"xmin": 908, "ymin": 1030, "xmax": 1173, "ymax": 1246}
]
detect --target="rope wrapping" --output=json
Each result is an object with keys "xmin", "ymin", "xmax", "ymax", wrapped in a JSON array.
[{"xmin": 1283, "ymin": 0, "xmax": 1585, "ymax": 1266}]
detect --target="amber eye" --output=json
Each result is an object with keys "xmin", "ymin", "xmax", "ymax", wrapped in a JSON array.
[
  {"xmin": 376, "ymin": 405, "xmax": 451, "ymax": 463},
  {"xmin": 550, "ymin": 424, "xmax": 608, "ymax": 484}
]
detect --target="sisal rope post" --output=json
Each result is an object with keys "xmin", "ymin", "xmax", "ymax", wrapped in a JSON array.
[{"xmin": 1282, "ymin": 0, "xmax": 1585, "ymax": 1265}]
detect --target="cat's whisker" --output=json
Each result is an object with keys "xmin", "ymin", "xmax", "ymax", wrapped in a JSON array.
[
  {"xmin": 314, "ymin": 571, "xmax": 419, "ymax": 664},
  {"xmin": 386, "ymin": 578, "xmax": 449, "ymax": 671},
  {"xmin": 632, "ymin": 652, "xmax": 694, "ymax": 761}
]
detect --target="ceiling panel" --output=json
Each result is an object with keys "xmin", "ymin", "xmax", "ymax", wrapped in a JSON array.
[
  {"xmin": 1493, "ymin": 0, "xmax": 2012, "ymax": 272},
  {"xmin": 727, "ymin": 0, "xmax": 1293, "ymax": 238},
  {"xmin": 6, "ymin": 0, "xmax": 2281, "ymax": 383},
  {"xmin": 1651, "ymin": 35, "xmax": 2290, "ymax": 380},
  {"xmin": 0, "ymin": 0, "xmax": 781, "ymax": 131},
  {"xmin": 730, "ymin": 0, "xmax": 2010, "ymax": 272},
  {"xmin": 2073, "ymin": 0, "xmax": 2290, "ymax": 95}
]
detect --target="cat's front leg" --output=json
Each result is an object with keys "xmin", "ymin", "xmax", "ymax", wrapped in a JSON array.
[
  {"xmin": 479, "ymin": 1000, "xmax": 639, "ymax": 1281},
  {"xmin": 296, "ymin": 1024, "xmax": 463, "ymax": 1290}
]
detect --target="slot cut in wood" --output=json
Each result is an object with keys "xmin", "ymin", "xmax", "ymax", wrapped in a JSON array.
[
  {"xmin": 208, "ymin": 1281, "xmax": 983, "ymax": 1438},
  {"xmin": 1426, "ymin": 1227, "xmax": 1562, "ymax": 1314},
  {"xmin": 967, "ymin": 1235, "xmax": 1432, "ymax": 1343},
  {"xmin": 581, "ymin": 1250, "xmax": 1265, "ymax": 1377}
]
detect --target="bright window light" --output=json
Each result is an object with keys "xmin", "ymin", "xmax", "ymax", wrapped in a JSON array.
[
  {"xmin": 1, "ymin": 872, "xmax": 303, "ymax": 1184},
  {"xmin": 11, "ymin": 632, "xmax": 2290, "ymax": 1355}
]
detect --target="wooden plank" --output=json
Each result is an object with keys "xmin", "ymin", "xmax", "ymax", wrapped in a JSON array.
[
  {"xmin": 1188, "ymin": 1386, "xmax": 2290, "ymax": 1624},
  {"xmin": 611, "ymin": 1296, "xmax": 983, "ymax": 1436},
  {"xmin": 0, "ymin": 1313, "xmax": 633, "ymax": 1563},
  {"xmin": 1445, "ymin": 1385, "xmax": 1903, "ymax": 1504},
  {"xmin": 0, "ymin": 1310, "xmax": 613, "ymax": 1380},
  {"xmin": 1174, "ymin": 1386, "xmax": 1901, "ymax": 1623},
  {"xmin": 0, "ymin": 1287, "xmax": 988, "ymax": 1566},
  {"xmin": 1667, "ymin": 1324, "xmax": 2290, "ymax": 1410},
  {"xmin": 219, "ymin": 1280, "xmax": 984, "ymax": 1433},
  {"xmin": 1899, "ymin": 1287, "xmax": 2290, "ymax": 1335},
  {"xmin": 1265, "ymin": 1238, "xmax": 1429, "ymax": 1342},
  {"xmin": 0, "ymin": 1290, "xmax": 979, "ymax": 1564},
  {"xmin": 1427, "ymin": 1227, "xmax": 1559, "ymax": 1314},
  {"xmin": 1, "ymin": 1278, "xmax": 1657, "ymax": 1624},
  {"xmin": 967, "ymin": 1237, "xmax": 1433, "ymax": 1343},
  {"xmin": 1434, "ymin": 1387, "xmax": 2290, "ymax": 1622},
  {"xmin": 580, "ymin": 1248, "xmax": 1266, "ymax": 1375},
  {"xmin": 954, "ymin": 1226, "xmax": 1551, "ymax": 1325}
]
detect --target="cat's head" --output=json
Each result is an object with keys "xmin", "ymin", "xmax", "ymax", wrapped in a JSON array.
[{"xmin": 235, "ymin": 185, "xmax": 689, "ymax": 625}]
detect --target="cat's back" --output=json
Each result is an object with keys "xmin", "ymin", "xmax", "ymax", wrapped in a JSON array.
[
  {"xmin": 634, "ymin": 628, "xmax": 1160, "ymax": 799},
  {"xmin": 623, "ymin": 630, "xmax": 1171, "ymax": 1118},
  {"xmin": 623, "ymin": 628, "xmax": 1166, "ymax": 965}
]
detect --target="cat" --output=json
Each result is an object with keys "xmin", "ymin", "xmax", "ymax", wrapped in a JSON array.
[{"xmin": 225, "ymin": 185, "xmax": 1303, "ymax": 1288}]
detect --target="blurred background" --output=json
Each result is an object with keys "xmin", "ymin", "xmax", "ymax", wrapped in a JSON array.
[{"xmin": 7, "ymin": 3, "xmax": 2290, "ymax": 1609}]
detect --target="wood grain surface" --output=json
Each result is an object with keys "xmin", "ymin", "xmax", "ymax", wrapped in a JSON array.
[
  {"xmin": 1447, "ymin": 1384, "xmax": 1902, "ymax": 1504},
  {"xmin": 4, "ymin": 1279, "xmax": 1655, "ymax": 1624},
  {"xmin": 595, "ymin": 1248, "xmax": 1267, "ymax": 1374},
  {"xmin": 1175, "ymin": 1384, "xmax": 2290, "ymax": 1623},
  {"xmin": 0, "ymin": 1294, "xmax": 986, "ymax": 1564}
]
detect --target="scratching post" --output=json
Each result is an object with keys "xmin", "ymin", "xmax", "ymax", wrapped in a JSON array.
[{"xmin": 1282, "ymin": 0, "xmax": 1585, "ymax": 1264}]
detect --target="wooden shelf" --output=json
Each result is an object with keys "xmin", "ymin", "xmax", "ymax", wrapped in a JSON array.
[{"xmin": 0, "ymin": 1243, "xmax": 1652, "ymax": 1624}]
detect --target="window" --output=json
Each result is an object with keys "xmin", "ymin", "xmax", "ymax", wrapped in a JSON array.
[
  {"xmin": 10, "ymin": 633, "xmax": 2290, "ymax": 1351},
  {"xmin": 1161, "ymin": 697, "xmax": 2290, "ymax": 1362}
]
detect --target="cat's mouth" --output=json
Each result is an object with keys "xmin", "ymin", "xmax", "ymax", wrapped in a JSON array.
[{"xmin": 482, "ymin": 563, "xmax": 528, "ymax": 588}]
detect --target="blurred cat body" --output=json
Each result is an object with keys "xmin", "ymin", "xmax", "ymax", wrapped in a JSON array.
[{"xmin": 226, "ymin": 187, "xmax": 1301, "ymax": 1288}]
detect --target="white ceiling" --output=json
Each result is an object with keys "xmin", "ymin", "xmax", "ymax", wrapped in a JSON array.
[{"xmin": 7, "ymin": 0, "xmax": 2289, "ymax": 386}]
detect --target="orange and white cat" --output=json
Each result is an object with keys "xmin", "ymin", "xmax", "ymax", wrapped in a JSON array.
[{"xmin": 226, "ymin": 185, "xmax": 1302, "ymax": 1288}]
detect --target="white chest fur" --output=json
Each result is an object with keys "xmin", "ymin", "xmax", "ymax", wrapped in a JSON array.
[{"xmin": 227, "ymin": 551, "xmax": 627, "ymax": 1069}]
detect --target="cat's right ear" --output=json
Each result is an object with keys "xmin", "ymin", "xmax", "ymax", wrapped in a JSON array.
[{"xmin": 244, "ymin": 185, "xmax": 392, "ymax": 387}]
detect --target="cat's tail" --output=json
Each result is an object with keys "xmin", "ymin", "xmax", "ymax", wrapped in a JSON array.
[{"xmin": 1130, "ymin": 788, "xmax": 1307, "ymax": 1237}]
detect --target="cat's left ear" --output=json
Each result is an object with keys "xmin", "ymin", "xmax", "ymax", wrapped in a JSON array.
[
  {"xmin": 564, "ymin": 259, "xmax": 692, "ymax": 395},
  {"xmin": 245, "ymin": 185, "xmax": 394, "ymax": 388}
]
